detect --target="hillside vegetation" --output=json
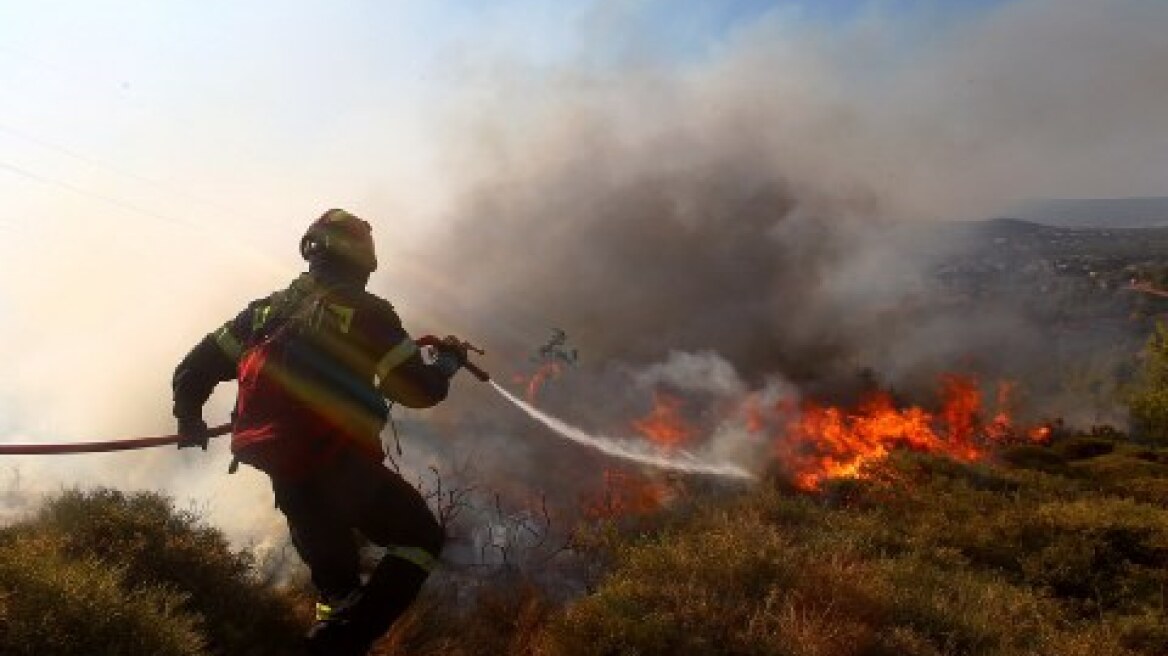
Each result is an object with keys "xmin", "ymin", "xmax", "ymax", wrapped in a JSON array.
[
  {"xmin": 0, "ymin": 488, "xmax": 310, "ymax": 656},
  {"xmin": 539, "ymin": 440, "xmax": 1168, "ymax": 656},
  {"xmin": 1, "ymin": 436, "xmax": 1165, "ymax": 656},
  {"xmin": 375, "ymin": 434, "xmax": 1167, "ymax": 656}
]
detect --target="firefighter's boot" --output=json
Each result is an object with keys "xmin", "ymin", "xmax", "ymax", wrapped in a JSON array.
[
  {"xmin": 326, "ymin": 550, "xmax": 434, "ymax": 651},
  {"xmin": 305, "ymin": 591, "xmax": 370, "ymax": 656}
]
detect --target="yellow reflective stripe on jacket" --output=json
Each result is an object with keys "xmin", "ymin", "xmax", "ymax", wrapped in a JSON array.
[
  {"xmin": 374, "ymin": 338, "xmax": 418, "ymax": 382},
  {"xmin": 251, "ymin": 304, "xmax": 273, "ymax": 333},
  {"xmin": 213, "ymin": 325, "xmax": 244, "ymax": 362},
  {"xmin": 385, "ymin": 545, "xmax": 439, "ymax": 572},
  {"xmin": 315, "ymin": 602, "xmax": 334, "ymax": 622},
  {"xmin": 325, "ymin": 303, "xmax": 355, "ymax": 334}
]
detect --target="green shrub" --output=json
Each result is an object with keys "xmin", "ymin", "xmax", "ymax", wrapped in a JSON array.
[
  {"xmin": 3, "ymin": 488, "xmax": 309, "ymax": 656},
  {"xmin": 0, "ymin": 535, "xmax": 204, "ymax": 656}
]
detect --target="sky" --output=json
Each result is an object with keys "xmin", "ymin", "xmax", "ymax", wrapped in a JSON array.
[
  {"xmin": 0, "ymin": 0, "xmax": 1165, "ymax": 542},
  {"xmin": 0, "ymin": 0, "xmax": 1010, "ymax": 241}
]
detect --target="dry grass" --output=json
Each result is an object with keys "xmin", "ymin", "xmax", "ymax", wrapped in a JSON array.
[{"xmin": 1, "ymin": 433, "xmax": 1164, "ymax": 656}]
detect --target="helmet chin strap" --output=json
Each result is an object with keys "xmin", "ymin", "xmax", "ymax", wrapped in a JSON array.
[{"xmin": 310, "ymin": 258, "xmax": 372, "ymax": 288}]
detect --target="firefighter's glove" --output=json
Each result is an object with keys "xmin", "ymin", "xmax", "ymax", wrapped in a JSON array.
[
  {"xmin": 176, "ymin": 416, "xmax": 210, "ymax": 450},
  {"xmin": 430, "ymin": 336, "xmax": 467, "ymax": 378}
]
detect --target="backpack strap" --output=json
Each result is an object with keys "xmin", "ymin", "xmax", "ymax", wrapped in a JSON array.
[
  {"xmin": 248, "ymin": 280, "xmax": 334, "ymax": 351},
  {"xmin": 227, "ymin": 280, "xmax": 336, "ymax": 476}
]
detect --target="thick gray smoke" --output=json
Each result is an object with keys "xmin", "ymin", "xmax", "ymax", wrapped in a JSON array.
[{"xmin": 388, "ymin": 0, "xmax": 1168, "ymax": 512}]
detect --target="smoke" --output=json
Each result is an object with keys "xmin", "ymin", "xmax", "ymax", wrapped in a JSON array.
[
  {"xmin": 0, "ymin": 210, "xmax": 291, "ymax": 543},
  {"xmin": 635, "ymin": 351, "xmax": 747, "ymax": 397},
  {"xmin": 398, "ymin": 0, "xmax": 1168, "ymax": 499},
  {"xmin": 2, "ymin": 0, "xmax": 1166, "ymax": 549}
]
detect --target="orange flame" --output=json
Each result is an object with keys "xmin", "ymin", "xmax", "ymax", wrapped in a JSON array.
[
  {"xmin": 775, "ymin": 374, "xmax": 1049, "ymax": 491},
  {"xmin": 938, "ymin": 374, "xmax": 980, "ymax": 457},
  {"xmin": 513, "ymin": 361, "xmax": 565, "ymax": 402},
  {"xmin": 1027, "ymin": 424, "xmax": 1055, "ymax": 444},
  {"xmin": 741, "ymin": 392, "xmax": 770, "ymax": 436},
  {"xmin": 575, "ymin": 373, "xmax": 1055, "ymax": 519},
  {"xmin": 779, "ymin": 393, "xmax": 936, "ymax": 490},
  {"xmin": 631, "ymin": 392, "xmax": 694, "ymax": 450},
  {"xmin": 584, "ymin": 468, "xmax": 670, "ymax": 519},
  {"xmin": 985, "ymin": 381, "xmax": 1019, "ymax": 442}
]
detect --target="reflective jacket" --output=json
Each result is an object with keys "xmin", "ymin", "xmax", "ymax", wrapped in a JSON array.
[{"xmin": 172, "ymin": 273, "xmax": 450, "ymax": 472}]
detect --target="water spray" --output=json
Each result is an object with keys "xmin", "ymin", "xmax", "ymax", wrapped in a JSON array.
[
  {"xmin": 490, "ymin": 381, "xmax": 755, "ymax": 480},
  {"xmin": 422, "ymin": 336, "xmax": 753, "ymax": 480}
]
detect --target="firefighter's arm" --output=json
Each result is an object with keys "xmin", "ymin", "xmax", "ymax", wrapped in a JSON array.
[
  {"xmin": 171, "ymin": 302, "xmax": 260, "ymax": 448},
  {"xmin": 368, "ymin": 298, "xmax": 464, "ymax": 408},
  {"xmin": 171, "ymin": 335, "xmax": 233, "ymax": 447},
  {"xmin": 375, "ymin": 337, "xmax": 456, "ymax": 409}
]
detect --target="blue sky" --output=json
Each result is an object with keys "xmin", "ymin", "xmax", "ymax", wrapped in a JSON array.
[
  {"xmin": 0, "ymin": 1, "xmax": 1007, "ymax": 164},
  {"xmin": 372, "ymin": 0, "xmax": 1010, "ymax": 68}
]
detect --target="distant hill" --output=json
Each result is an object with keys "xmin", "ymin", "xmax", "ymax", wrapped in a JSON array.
[{"xmin": 1007, "ymin": 197, "xmax": 1168, "ymax": 229}]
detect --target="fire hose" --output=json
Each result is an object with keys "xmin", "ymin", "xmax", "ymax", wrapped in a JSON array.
[
  {"xmin": 0, "ymin": 339, "xmax": 749, "ymax": 480},
  {"xmin": 0, "ymin": 336, "xmax": 488, "ymax": 456},
  {"xmin": 0, "ymin": 423, "xmax": 232, "ymax": 455}
]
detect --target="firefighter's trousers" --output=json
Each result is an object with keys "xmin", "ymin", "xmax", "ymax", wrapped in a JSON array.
[{"xmin": 272, "ymin": 448, "xmax": 444, "ymax": 647}]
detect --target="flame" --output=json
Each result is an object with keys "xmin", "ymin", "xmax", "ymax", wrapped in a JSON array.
[
  {"xmin": 741, "ymin": 393, "xmax": 768, "ymax": 436},
  {"xmin": 584, "ymin": 468, "xmax": 670, "ymax": 519},
  {"xmin": 534, "ymin": 370, "xmax": 1057, "ymax": 519},
  {"xmin": 779, "ymin": 393, "xmax": 939, "ymax": 491},
  {"xmin": 985, "ymin": 381, "xmax": 1019, "ymax": 442},
  {"xmin": 938, "ymin": 374, "xmax": 980, "ymax": 457},
  {"xmin": 1027, "ymin": 424, "xmax": 1055, "ymax": 444},
  {"xmin": 513, "ymin": 361, "xmax": 565, "ymax": 402},
  {"xmin": 631, "ymin": 392, "xmax": 694, "ymax": 450},
  {"xmin": 775, "ymin": 374, "xmax": 1050, "ymax": 491}
]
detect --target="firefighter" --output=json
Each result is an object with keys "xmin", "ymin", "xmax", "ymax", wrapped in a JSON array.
[{"xmin": 172, "ymin": 209, "xmax": 464, "ymax": 655}]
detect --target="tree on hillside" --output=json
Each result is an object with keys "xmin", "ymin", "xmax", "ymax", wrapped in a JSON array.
[{"xmin": 1126, "ymin": 321, "xmax": 1168, "ymax": 445}]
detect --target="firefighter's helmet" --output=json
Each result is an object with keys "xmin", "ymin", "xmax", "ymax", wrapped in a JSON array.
[{"xmin": 300, "ymin": 209, "xmax": 377, "ymax": 273}]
